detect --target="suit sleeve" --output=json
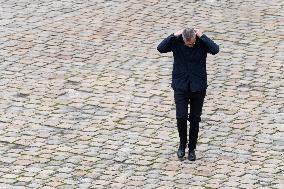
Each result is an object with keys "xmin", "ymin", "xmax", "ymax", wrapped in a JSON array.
[
  {"xmin": 157, "ymin": 33, "xmax": 176, "ymax": 53},
  {"xmin": 200, "ymin": 34, "xmax": 219, "ymax": 55}
]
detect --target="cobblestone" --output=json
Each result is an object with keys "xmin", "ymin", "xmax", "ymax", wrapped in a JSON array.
[{"xmin": 0, "ymin": 0, "xmax": 283, "ymax": 188}]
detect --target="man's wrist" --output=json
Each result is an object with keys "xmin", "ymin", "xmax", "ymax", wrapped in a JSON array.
[
  {"xmin": 173, "ymin": 33, "xmax": 179, "ymax": 37},
  {"xmin": 199, "ymin": 34, "xmax": 206, "ymax": 39}
]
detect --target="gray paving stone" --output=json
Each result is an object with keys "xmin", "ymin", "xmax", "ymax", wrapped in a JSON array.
[{"xmin": 0, "ymin": 0, "xmax": 283, "ymax": 188}]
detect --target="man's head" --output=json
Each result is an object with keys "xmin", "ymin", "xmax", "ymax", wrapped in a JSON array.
[{"xmin": 182, "ymin": 28, "xmax": 196, "ymax": 47}]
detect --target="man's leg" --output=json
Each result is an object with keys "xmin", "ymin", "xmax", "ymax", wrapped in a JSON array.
[
  {"xmin": 174, "ymin": 90, "xmax": 189, "ymax": 158},
  {"xmin": 176, "ymin": 118, "xmax": 187, "ymax": 149},
  {"xmin": 188, "ymin": 90, "xmax": 206, "ymax": 152}
]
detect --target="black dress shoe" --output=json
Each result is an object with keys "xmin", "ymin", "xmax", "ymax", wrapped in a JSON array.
[
  {"xmin": 177, "ymin": 146, "xmax": 186, "ymax": 159},
  {"xmin": 188, "ymin": 150, "xmax": 196, "ymax": 161}
]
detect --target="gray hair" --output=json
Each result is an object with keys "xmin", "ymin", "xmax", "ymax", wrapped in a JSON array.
[{"xmin": 182, "ymin": 28, "xmax": 196, "ymax": 41}]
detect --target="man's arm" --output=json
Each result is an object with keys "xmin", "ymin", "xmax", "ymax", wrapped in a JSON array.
[
  {"xmin": 200, "ymin": 35, "xmax": 219, "ymax": 55},
  {"xmin": 195, "ymin": 29, "xmax": 219, "ymax": 55},
  {"xmin": 157, "ymin": 33, "xmax": 176, "ymax": 53},
  {"xmin": 157, "ymin": 29, "xmax": 183, "ymax": 53}
]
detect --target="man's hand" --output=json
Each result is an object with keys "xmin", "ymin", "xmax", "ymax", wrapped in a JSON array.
[
  {"xmin": 174, "ymin": 29, "xmax": 184, "ymax": 37},
  {"xmin": 194, "ymin": 28, "xmax": 203, "ymax": 37}
]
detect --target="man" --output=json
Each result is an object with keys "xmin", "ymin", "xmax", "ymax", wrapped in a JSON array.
[{"xmin": 157, "ymin": 28, "xmax": 219, "ymax": 161}]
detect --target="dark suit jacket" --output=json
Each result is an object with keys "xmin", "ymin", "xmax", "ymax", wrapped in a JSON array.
[{"xmin": 157, "ymin": 33, "xmax": 219, "ymax": 92}]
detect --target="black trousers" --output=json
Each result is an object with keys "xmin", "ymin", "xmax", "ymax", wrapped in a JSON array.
[{"xmin": 174, "ymin": 88, "xmax": 206, "ymax": 151}]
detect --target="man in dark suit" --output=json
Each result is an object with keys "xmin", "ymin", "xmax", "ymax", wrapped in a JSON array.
[{"xmin": 157, "ymin": 28, "xmax": 219, "ymax": 161}]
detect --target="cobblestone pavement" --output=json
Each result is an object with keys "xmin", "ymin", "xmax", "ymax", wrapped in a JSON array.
[{"xmin": 0, "ymin": 0, "xmax": 283, "ymax": 188}]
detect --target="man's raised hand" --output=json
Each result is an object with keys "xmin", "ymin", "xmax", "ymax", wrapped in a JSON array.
[
  {"xmin": 194, "ymin": 28, "xmax": 203, "ymax": 37},
  {"xmin": 174, "ymin": 29, "xmax": 184, "ymax": 37}
]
